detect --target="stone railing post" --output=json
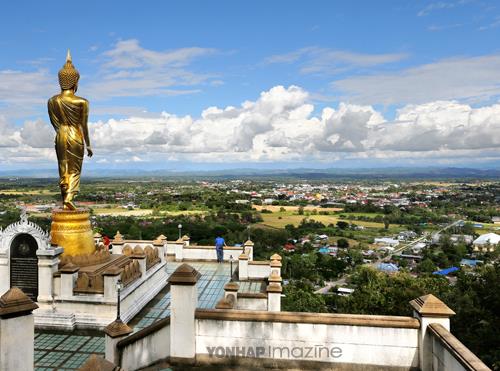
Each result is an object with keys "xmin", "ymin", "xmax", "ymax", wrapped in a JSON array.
[
  {"xmin": 153, "ymin": 239, "xmax": 166, "ymax": 263},
  {"xmin": 410, "ymin": 294, "xmax": 455, "ymax": 371},
  {"xmin": 267, "ymin": 270, "xmax": 282, "ymax": 311},
  {"xmin": 104, "ymin": 318, "xmax": 132, "ymax": 366},
  {"xmin": 243, "ymin": 239, "xmax": 254, "ymax": 260},
  {"xmin": 80, "ymin": 355, "xmax": 120, "ymax": 371},
  {"xmin": 267, "ymin": 283, "xmax": 282, "ymax": 311},
  {"xmin": 60, "ymin": 263, "xmax": 79, "ymax": 299},
  {"xmin": 156, "ymin": 235, "xmax": 169, "ymax": 258},
  {"xmin": 103, "ymin": 267, "xmax": 122, "ymax": 302},
  {"xmin": 238, "ymin": 252, "xmax": 249, "ymax": 280},
  {"xmin": 168, "ymin": 263, "xmax": 200, "ymax": 363},
  {"xmin": 270, "ymin": 259, "xmax": 282, "ymax": 278},
  {"xmin": 0, "ymin": 287, "xmax": 38, "ymax": 371},
  {"xmin": 93, "ymin": 232, "xmax": 103, "ymax": 246},
  {"xmin": 131, "ymin": 251, "xmax": 146, "ymax": 276},
  {"xmin": 36, "ymin": 246, "xmax": 63, "ymax": 302},
  {"xmin": 112, "ymin": 231, "xmax": 124, "ymax": 255},
  {"xmin": 223, "ymin": 281, "xmax": 239, "ymax": 307}
]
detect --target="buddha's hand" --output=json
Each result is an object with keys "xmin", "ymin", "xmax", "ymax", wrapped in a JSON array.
[{"xmin": 87, "ymin": 147, "xmax": 93, "ymax": 157}]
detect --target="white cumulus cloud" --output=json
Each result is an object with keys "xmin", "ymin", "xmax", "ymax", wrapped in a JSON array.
[{"xmin": 1, "ymin": 85, "xmax": 499, "ymax": 167}]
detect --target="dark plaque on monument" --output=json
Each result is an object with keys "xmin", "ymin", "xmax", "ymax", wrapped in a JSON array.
[{"xmin": 10, "ymin": 233, "xmax": 39, "ymax": 301}]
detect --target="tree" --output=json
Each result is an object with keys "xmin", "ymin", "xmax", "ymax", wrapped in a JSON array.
[
  {"xmin": 337, "ymin": 238, "xmax": 349, "ymax": 249},
  {"xmin": 127, "ymin": 224, "xmax": 142, "ymax": 239},
  {"xmin": 298, "ymin": 206, "xmax": 304, "ymax": 215},
  {"xmin": 347, "ymin": 248, "xmax": 363, "ymax": 265},
  {"xmin": 282, "ymin": 281, "xmax": 327, "ymax": 313},
  {"xmin": 337, "ymin": 221, "xmax": 349, "ymax": 230},
  {"xmin": 333, "ymin": 264, "xmax": 500, "ymax": 369},
  {"xmin": 443, "ymin": 264, "xmax": 500, "ymax": 369},
  {"xmin": 383, "ymin": 216, "xmax": 390, "ymax": 230},
  {"xmin": 336, "ymin": 266, "xmax": 450, "ymax": 316},
  {"xmin": 417, "ymin": 258, "xmax": 437, "ymax": 274},
  {"xmin": 285, "ymin": 253, "xmax": 319, "ymax": 281}
]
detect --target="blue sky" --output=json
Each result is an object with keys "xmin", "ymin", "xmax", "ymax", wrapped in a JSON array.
[{"xmin": 1, "ymin": 0, "xmax": 499, "ymax": 171}]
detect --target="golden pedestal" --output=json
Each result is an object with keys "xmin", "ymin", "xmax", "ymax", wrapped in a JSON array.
[{"xmin": 50, "ymin": 208, "xmax": 95, "ymax": 256}]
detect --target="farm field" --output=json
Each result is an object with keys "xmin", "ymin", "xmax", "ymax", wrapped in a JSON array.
[
  {"xmin": 471, "ymin": 222, "xmax": 500, "ymax": 234},
  {"xmin": 0, "ymin": 189, "xmax": 58, "ymax": 196},
  {"xmin": 90, "ymin": 207, "xmax": 154, "ymax": 216},
  {"xmin": 253, "ymin": 205, "xmax": 343, "ymax": 213},
  {"xmin": 254, "ymin": 210, "xmax": 400, "ymax": 230},
  {"xmin": 90, "ymin": 207, "xmax": 207, "ymax": 217},
  {"xmin": 339, "ymin": 212, "xmax": 384, "ymax": 218}
]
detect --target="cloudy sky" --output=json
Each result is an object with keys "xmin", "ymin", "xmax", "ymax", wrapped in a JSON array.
[{"xmin": 1, "ymin": 0, "xmax": 499, "ymax": 171}]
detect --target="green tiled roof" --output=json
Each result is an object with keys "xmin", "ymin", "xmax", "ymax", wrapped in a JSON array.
[{"xmin": 35, "ymin": 261, "xmax": 234, "ymax": 370}]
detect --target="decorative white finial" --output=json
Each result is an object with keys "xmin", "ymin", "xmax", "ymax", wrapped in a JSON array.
[
  {"xmin": 19, "ymin": 206, "xmax": 28, "ymax": 223},
  {"xmin": 66, "ymin": 49, "xmax": 72, "ymax": 63}
]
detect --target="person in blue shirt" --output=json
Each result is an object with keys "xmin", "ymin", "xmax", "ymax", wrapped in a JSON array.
[{"xmin": 215, "ymin": 236, "xmax": 226, "ymax": 263}]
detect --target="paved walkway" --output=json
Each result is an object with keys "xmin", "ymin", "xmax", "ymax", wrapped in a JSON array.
[
  {"xmin": 35, "ymin": 261, "xmax": 235, "ymax": 370},
  {"xmin": 130, "ymin": 261, "xmax": 234, "ymax": 331}
]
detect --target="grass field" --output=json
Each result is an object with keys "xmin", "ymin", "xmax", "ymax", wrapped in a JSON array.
[
  {"xmin": 254, "ymin": 210, "xmax": 397, "ymax": 230},
  {"xmin": 91, "ymin": 208, "xmax": 154, "ymax": 216},
  {"xmin": 339, "ymin": 212, "xmax": 384, "ymax": 218},
  {"xmin": 90, "ymin": 208, "xmax": 207, "ymax": 217},
  {"xmin": 472, "ymin": 222, "xmax": 500, "ymax": 234},
  {"xmin": 0, "ymin": 189, "xmax": 57, "ymax": 195},
  {"xmin": 253, "ymin": 205, "xmax": 343, "ymax": 213}
]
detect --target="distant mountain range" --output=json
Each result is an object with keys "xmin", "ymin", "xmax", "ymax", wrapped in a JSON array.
[{"xmin": 0, "ymin": 167, "xmax": 499, "ymax": 180}]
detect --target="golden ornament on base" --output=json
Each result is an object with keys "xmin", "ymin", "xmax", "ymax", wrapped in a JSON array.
[{"xmin": 50, "ymin": 208, "xmax": 95, "ymax": 257}]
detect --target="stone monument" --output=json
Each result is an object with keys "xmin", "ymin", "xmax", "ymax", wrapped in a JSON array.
[{"xmin": 47, "ymin": 51, "xmax": 94, "ymax": 256}]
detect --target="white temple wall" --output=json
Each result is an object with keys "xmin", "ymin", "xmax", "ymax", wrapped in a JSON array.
[
  {"xmin": 426, "ymin": 323, "xmax": 486, "ymax": 371},
  {"xmin": 119, "ymin": 324, "xmax": 170, "ymax": 370},
  {"xmin": 236, "ymin": 297, "xmax": 268, "ymax": 311},
  {"xmin": 430, "ymin": 338, "xmax": 467, "ymax": 371},
  {"xmin": 0, "ymin": 314, "xmax": 35, "ymax": 371},
  {"xmin": 247, "ymin": 262, "xmax": 271, "ymax": 279},
  {"xmin": 166, "ymin": 242, "xmax": 178, "ymax": 255},
  {"xmin": 120, "ymin": 261, "xmax": 167, "ymax": 322},
  {"xmin": 195, "ymin": 319, "xmax": 419, "ymax": 369},
  {"xmin": 181, "ymin": 246, "xmax": 245, "ymax": 261}
]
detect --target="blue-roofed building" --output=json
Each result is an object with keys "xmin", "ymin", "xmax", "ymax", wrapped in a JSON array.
[
  {"xmin": 377, "ymin": 263, "xmax": 399, "ymax": 273},
  {"xmin": 433, "ymin": 266, "xmax": 459, "ymax": 276},
  {"xmin": 460, "ymin": 259, "xmax": 480, "ymax": 267},
  {"xmin": 318, "ymin": 246, "xmax": 330, "ymax": 254}
]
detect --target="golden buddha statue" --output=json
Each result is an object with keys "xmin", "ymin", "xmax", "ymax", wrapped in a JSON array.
[
  {"xmin": 48, "ymin": 51, "xmax": 95, "ymax": 256},
  {"xmin": 48, "ymin": 50, "xmax": 93, "ymax": 210}
]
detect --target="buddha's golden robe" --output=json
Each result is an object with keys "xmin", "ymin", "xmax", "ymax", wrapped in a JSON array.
[{"xmin": 47, "ymin": 93, "xmax": 89, "ymax": 204}]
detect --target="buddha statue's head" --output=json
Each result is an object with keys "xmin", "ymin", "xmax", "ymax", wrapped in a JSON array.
[{"xmin": 58, "ymin": 50, "xmax": 80, "ymax": 91}]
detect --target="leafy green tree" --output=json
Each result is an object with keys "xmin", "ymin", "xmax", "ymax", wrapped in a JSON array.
[
  {"xmin": 337, "ymin": 221, "xmax": 349, "ymax": 230},
  {"xmin": 315, "ymin": 253, "xmax": 348, "ymax": 280},
  {"xmin": 127, "ymin": 224, "xmax": 142, "ymax": 239},
  {"xmin": 337, "ymin": 238, "xmax": 349, "ymax": 249},
  {"xmin": 337, "ymin": 266, "xmax": 450, "ymax": 316},
  {"xmin": 418, "ymin": 258, "xmax": 437, "ymax": 274},
  {"xmin": 443, "ymin": 264, "xmax": 500, "ymax": 369},
  {"xmin": 383, "ymin": 216, "xmax": 390, "ymax": 230},
  {"xmin": 332, "ymin": 264, "xmax": 499, "ymax": 369},
  {"xmin": 282, "ymin": 281, "xmax": 327, "ymax": 313}
]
